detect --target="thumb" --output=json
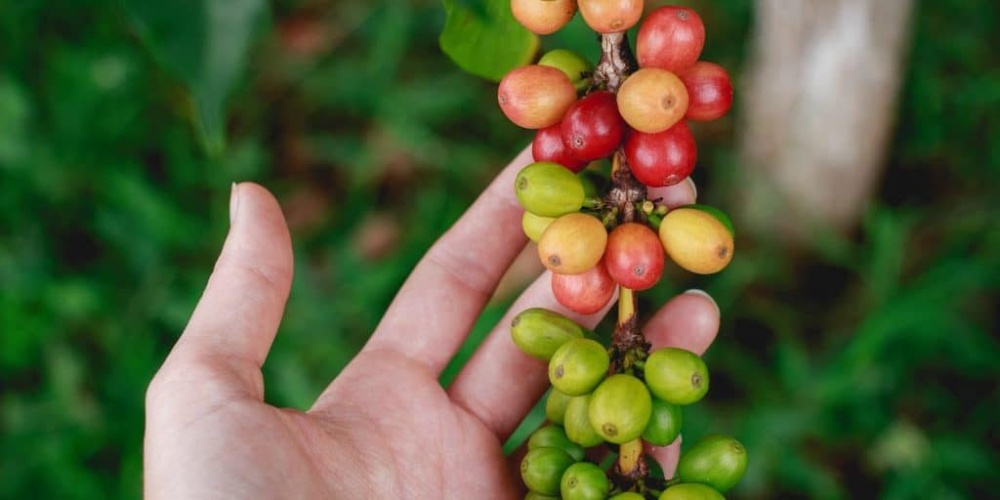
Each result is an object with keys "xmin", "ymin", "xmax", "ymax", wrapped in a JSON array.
[{"xmin": 155, "ymin": 182, "xmax": 294, "ymax": 402}]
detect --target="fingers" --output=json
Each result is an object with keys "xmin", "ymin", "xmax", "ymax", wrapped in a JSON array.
[
  {"xmin": 155, "ymin": 182, "xmax": 294, "ymax": 401},
  {"xmin": 642, "ymin": 289, "xmax": 720, "ymax": 356},
  {"xmin": 646, "ymin": 438, "xmax": 682, "ymax": 478},
  {"xmin": 361, "ymin": 147, "xmax": 535, "ymax": 374},
  {"xmin": 647, "ymin": 177, "xmax": 697, "ymax": 208}
]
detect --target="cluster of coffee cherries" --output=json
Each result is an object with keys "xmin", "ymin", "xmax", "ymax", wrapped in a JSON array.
[
  {"xmin": 512, "ymin": 306, "xmax": 747, "ymax": 499},
  {"xmin": 500, "ymin": 2, "xmax": 747, "ymax": 499},
  {"xmin": 502, "ymin": 3, "xmax": 736, "ymax": 316}
]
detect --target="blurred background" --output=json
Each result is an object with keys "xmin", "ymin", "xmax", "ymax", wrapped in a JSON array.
[{"xmin": 1, "ymin": 0, "xmax": 997, "ymax": 498}]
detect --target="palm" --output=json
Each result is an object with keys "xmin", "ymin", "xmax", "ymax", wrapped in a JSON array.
[
  {"xmin": 149, "ymin": 350, "xmax": 514, "ymax": 498},
  {"xmin": 145, "ymin": 155, "xmax": 718, "ymax": 498}
]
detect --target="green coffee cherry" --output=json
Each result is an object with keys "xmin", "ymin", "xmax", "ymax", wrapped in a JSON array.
[
  {"xmin": 548, "ymin": 338, "xmax": 610, "ymax": 396},
  {"xmin": 642, "ymin": 397, "xmax": 683, "ymax": 446},
  {"xmin": 560, "ymin": 462, "xmax": 610, "ymax": 500},
  {"xmin": 578, "ymin": 168, "xmax": 606, "ymax": 199},
  {"xmin": 676, "ymin": 434, "xmax": 749, "ymax": 493},
  {"xmin": 644, "ymin": 347, "xmax": 710, "ymax": 405},
  {"xmin": 564, "ymin": 394, "xmax": 604, "ymax": 447},
  {"xmin": 510, "ymin": 308, "xmax": 587, "ymax": 361},
  {"xmin": 545, "ymin": 389, "xmax": 573, "ymax": 425},
  {"xmin": 522, "ymin": 211, "xmax": 556, "ymax": 242},
  {"xmin": 538, "ymin": 48, "xmax": 593, "ymax": 88},
  {"xmin": 588, "ymin": 374, "xmax": 652, "ymax": 444},
  {"xmin": 524, "ymin": 492, "xmax": 559, "ymax": 500},
  {"xmin": 515, "ymin": 161, "xmax": 586, "ymax": 217},
  {"xmin": 527, "ymin": 425, "xmax": 585, "ymax": 462},
  {"xmin": 520, "ymin": 447, "xmax": 576, "ymax": 496},
  {"xmin": 659, "ymin": 483, "xmax": 725, "ymax": 500},
  {"xmin": 608, "ymin": 493, "xmax": 645, "ymax": 500}
]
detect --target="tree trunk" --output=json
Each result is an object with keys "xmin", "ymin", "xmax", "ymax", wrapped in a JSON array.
[{"xmin": 735, "ymin": 0, "xmax": 915, "ymax": 241}]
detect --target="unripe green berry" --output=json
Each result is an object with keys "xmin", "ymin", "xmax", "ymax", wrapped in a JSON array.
[
  {"xmin": 510, "ymin": 308, "xmax": 587, "ymax": 361},
  {"xmin": 515, "ymin": 161, "xmax": 586, "ymax": 217},
  {"xmin": 677, "ymin": 434, "xmax": 749, "ymax": 493},
  {"xmin": 539, "ymin": 49, "xmax": 593, "ymax": 88},
  {"xmin": 548, "ymin": 338, "xmax": 610, "ymax": 396},
  {"xmin": 644, "ymin": 347, "xmax": 710, "ymax": 405},
  {"xmin": 527, "ymin": 425, "xmax": 585, "ymax": 461},
  {"xmin": 520, "ymin": 447, "xmax": 576, "ymax": 496},
  {"xmin": 560, "ymin": 462, "xmax": 610, "ymax": 500}
]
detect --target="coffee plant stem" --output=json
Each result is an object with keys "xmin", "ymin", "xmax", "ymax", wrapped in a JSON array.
[
  {"xmin": 613, "ymin": 438, "xmax": 648, "ymax": 490},
  {"xmin": 593, "ymin": 32, "xmax": 638, "ymax": 93}
]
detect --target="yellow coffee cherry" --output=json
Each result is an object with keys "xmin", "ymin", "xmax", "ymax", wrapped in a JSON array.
[{"xmin": 658, "ymin": 207, "xmax": 734, "ymax": 274}]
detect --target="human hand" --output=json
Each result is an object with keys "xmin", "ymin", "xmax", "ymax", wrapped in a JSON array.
[{"xmin": 143, "ymin": 147, "xmax": 721, "ymax": 498}]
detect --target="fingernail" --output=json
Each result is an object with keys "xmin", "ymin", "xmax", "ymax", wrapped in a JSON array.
[
  {"xmin": 685, "ymin": 177, "xmax": 698, "ymax": 201},
  {"xmin": 683, "ymin": 288, "xmax": 718, "ymax": 314},
  {"xmin": 229, "ymin": 182, "xmax": 240, "ymax": 224}
]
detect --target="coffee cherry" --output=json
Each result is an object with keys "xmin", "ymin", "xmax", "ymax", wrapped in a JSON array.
[
  {"xmin": 676, "ymin": 434, "xmax": 749, "ymax": 493},
  {"xmin": 537, "ymin": 213, "xmax": 608, "ymax": 274},
  {"xmin": 521, "ymin": 447, "xmax": 577, "ymax": 495},
  {"xmin": 686, "ymin": 204, "xmax": 735, "ymax": 237},
  {"xmin": 560, "ymin": 462, "xmax": 610, "ymax": 500},
  {"xmin": 549, "ymin": 338, "xmax": 610, "ymax": 396},
  {"xmin": 539, "ymin": 48, "xmax": 593, "ymax": 88},
  {"xmin": 511, "ymin": 0, "xmax": 579, "ymax": 35},
  {"xmin": 551, "ymin": 258, "xmax": 615, "ymax": 315},
  {"xmin": 608, "ymin": 493, "xmax": 645, "ymax": 500},
  {"xmin": 525, "ymin": 492, "xmax": 560, "ymax": 500},
  {"xmin": 511, "ymin": 307, "xmax": 587, "ymax": 361},
  {"xmin": 604, "ymin": 222, "xmax": 665, "ymax": 291},
  {"xmin": 522, "ymin": 211, "xmax": 557, "ymax": 243},
  {"xmin": 679, "ymin": 61, "xmax": 733, "ymax": 121},
  {"xmin": 564, "ymin": 394, "xmax": 605, "ymax": 447},
  {"xmin": 642, "ymin": 397, "xmax": 683, "ymax": 446},
  {"xmin": 533, "ymin": 124, "xmax": 589, "ymax": 173},
  {"xmin": 528, "ymin": 425, "xmax": 586, "ymax": 461},
  {"xmin": 636, "ymin": 5, "xmax": 705, "ymax": 73},
  {"xmin": 644, "ymin": 347, "xmax": 709, "ymax": 405},
  {"xmin": 588, "ymin": 374, "xmax": 652, "ymax": 444},
  {"xmin": 578, "ymin": 0, "xmax": 643, "ymax": 33},
  {"xmin": 515, "ymin": 161, "xmax": 585, "ymax": 217},
  {"xmin": 658, "ymin": 206, "xmax": 734, "ymax": 274},
  {"xmin": 617, "ymin": 68, "xmax": 689, "ymax": 134},
  {"xmin": 545, "ymin": 389, "xmax": 573, "ymax": 425},
  {"xmin": 577, "ymin": 168, "xmax": 608, "ymax": 199},
  {"xmin": 659, "ymin": 483, "xmax": 725, "ymax": 500},
  {"xmin": 624, "ymin": 120, "xmax": 697, "ymax": 187},
  {"xmin": 499, "ymin": 65, "xmax": 577, "ymax": 129},
  {"xmin": 560, "ymin": 90, "xmax": 625, "ymax": 162}
]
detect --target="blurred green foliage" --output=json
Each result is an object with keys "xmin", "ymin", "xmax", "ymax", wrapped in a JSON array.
[{"xmin": 0, "ymin": 0, "xmax": 997, "ymax": 499}]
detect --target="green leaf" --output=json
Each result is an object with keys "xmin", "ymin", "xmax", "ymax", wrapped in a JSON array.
[
  {"xmin": 440, "ymin": 0, "xmax": 539, "ymax": 82},
  {"xmin": 121, "ymin": 0, "xmax": 270, "ymax": 157}
]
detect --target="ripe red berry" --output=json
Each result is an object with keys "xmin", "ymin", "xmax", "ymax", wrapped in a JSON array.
[
  {"xmin": 679, "ymin": 61, "xmax": 733, "ymax": 121},
  {"xmin": 551, "ymin": 259, "xmax": 616, "ymax": 314},
  {"xmin": 533, "ymin": 124, "xmax": 590, "ymax": 173},
  {"xmin": 498, "ymin": 65, "xmax": 577, "ymax": 129},
  {"xmin": 604, "ymin": 222, "xmax": 665, "ymax": 291},
  {"xmin": 560, "ymin": 90, "xmax": 625, "ymax": 162},
  {"xmin": 636, "ymin": 6, "xmax": 706, "ymax": 73},
  {"xmin": 624, "ymin": 121, "xmax": 697, "ymax": 187}
]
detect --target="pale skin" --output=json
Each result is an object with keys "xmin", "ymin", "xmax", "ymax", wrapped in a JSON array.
[{"xmin": 143, "ymin": 147, "xmax": 721, "ymax": 498}]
